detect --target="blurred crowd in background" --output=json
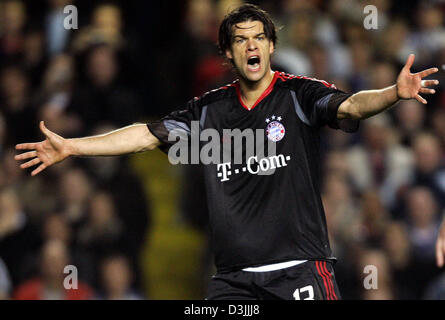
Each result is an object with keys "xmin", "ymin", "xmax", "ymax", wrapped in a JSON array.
[{"xmin": 1, "ymin": 0, "xmax": 445, "ymax": 300}]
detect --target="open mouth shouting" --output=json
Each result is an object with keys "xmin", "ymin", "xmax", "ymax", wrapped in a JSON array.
[{"xmin": 247, "ymin": 55, "xmax": 261, "ymax": 72}]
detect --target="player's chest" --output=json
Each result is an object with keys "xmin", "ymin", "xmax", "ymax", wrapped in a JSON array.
[{"xmin": 206, "ymin": 90, "xmax": 298, "ymax": 135}]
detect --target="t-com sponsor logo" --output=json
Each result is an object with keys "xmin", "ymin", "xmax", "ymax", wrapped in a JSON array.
[
  {"xmin": 217, "ymin": 154, "xmax": 291, "ymax": 182},
  {"xmin": 166, "ymin": 120, "xmax": 291, "ymax": 181}
]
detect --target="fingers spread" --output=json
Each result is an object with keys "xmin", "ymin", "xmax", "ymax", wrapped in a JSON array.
[
  {"xmin": 421, "ymin": 79, "xmax": 439, "ymax": 87},
  {"xmin": 415, "ymin": 94, "xmax": 427, "ymax": 104},
  {"xmin": 420, "ymin": 88, "xmax": 436, "ymax": 95},
  {"xmin": 404, "ymin": 54, "xmax": 415, "ymax": 70},
  {"xmin": 39, "ymin": 121, "xmax": 52, "ymax": 138},
  {"xmin": 20, "ymin": 158, "xmax": 41, "ymax": 169},
  {"xmin": 417, "ymin": 67, "xmax": 439, "ymax": 78},
  {"xmin": 14, "ymin": 151, "xmax": 37, "ymax": 161},
  {"xmin": 15, "ymin": 143, "xmax": 37, "ymax": 150},
  {"xmin": 31, "ymin": 163, "xmax": 47, "ymax": 176}
]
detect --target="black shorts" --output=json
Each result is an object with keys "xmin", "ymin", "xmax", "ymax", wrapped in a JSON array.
[{"xmin": 206, "ymin": 260, "xmax": 341, "ymax": 300}]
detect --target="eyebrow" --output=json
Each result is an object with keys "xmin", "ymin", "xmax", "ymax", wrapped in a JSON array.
[{"xmin": 233, "ymin": 32, "xmax": 266, "ymax": 39}]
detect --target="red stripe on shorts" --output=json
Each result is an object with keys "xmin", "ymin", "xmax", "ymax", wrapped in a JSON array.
[
  {"xmin": 315, "ymin": 261, "xmax": 331, "ymax": 300},
  {"xmin": 322, "ymin": 261, "xmax": 338, "ymax": 300}
]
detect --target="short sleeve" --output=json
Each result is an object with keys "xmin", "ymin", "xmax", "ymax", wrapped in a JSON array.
[
  {"xmin": 147, "ymin": 98, "xmax": 201, "ymax": 153},
  {"xmin": 295, "ymin": 78, "xmax": 359, "ymax": 133}
]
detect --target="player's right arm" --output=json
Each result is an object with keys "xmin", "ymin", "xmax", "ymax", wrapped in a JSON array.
[
  {"xmin": 15, "ymin": 121, "xmax": 160, "ymax": 176},
  {"xmin": 337, "ymin": 54, "xmax": 438, "ymax": 120}
]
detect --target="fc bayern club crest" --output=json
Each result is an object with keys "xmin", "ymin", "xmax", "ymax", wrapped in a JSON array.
[{"xmin": 265, "ymin": 115, "xmax": 285, "ymax": 142}]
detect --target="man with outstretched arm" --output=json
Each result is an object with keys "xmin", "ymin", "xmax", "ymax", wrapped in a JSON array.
[{"xmin": 15, "ymin": 4, "xmax": 439, "ymax": 300}]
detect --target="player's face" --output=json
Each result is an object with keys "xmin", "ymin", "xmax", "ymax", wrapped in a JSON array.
[{"xmin": 225, "ymin": 20, "xmax": 274, "ymax": 83}]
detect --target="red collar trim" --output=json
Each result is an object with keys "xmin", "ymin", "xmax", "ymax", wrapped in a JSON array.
[{"xmin": 235, "ymin": 71, "xmax": 279, "ymax": 111}]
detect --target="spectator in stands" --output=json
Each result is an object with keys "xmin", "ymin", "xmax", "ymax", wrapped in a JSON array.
[
  {"xmin": 431, "ymin": 108, "xmax": 445, "ymax": 154},
  {"xmin": 408, "ymin": 2, "xmax": 445, "ymax": 66},
  {"xmin": 272, "ymin": 11, "xmax": 313, "ymax": 76},
  {"xmin": 409, "ymin": 133, "xmax": 445, "ymax": 209},
  {"xmin": 45, "ymin": 0, "xmax": 75, "ymax": 56},
  {"xmin": 357, "ymin": 191, "xmax": 391, "ymax": 248},
  {"xmin": 0, "ymin": 65, "xmax": 37, "ymax": 148},
  {"xmin": 13, "ymin": 239, "xmax": 93, "ymax": 300},
  {"xmin": 0, "ymin": 0, "xmax": 27, "ymax": 60},
  {"xmin": 347, "ymin": 40, "xmax": 373, "ymax": 92},
  {"xmin": 408, "ymin": 132, "xmax": 445, "ymax": 208},
  {"xmin": 22, "ymin": 30, "xmax": 48, "ymax": 90},
  {"xmin": 37, "ymin": 54, "xmax": 82, "ymax": 137},
  {"xmin": 0, "ymin": 187, "xmax": 39, "ymax": 287},
  {"xmin": 347, "ymin": 114, "xmax": 413, "ymax": 208},
  {"xmin": 98, "ymin": 254, "xmax": 144, "ymax": 300},
  {"xmin": 80, "ymin": 124, "xmax": 151, "ymax": 291},
  {"xmin": 406, "ymin": 187, "xmax": 440, "ymax": 261},
  {"xmin": 68, "ymin": 44, "xmax": 140, "ymax": 131},
  {"xmin": 404, "ymin": 186, "xmax": 443, "ymax": 297},
  {"xmin": 41, "ymin": 212, "xmax": 95, "ymax": 289},
  {"xmin": 42, "ymin": 212, "xmax": 71, "ymax": 245},
  {"xmin": 72, "ymin": 3, "xmax": 124, "ymax": 53},
  {"xmin": 358, "ymin": 249, "xmax": 395, "ymax": 300},
  {"xmin": 322, "ymin": 172, "xmax": 360, "ymax": 255},
  {"xmin": 0, "ymin": 258, "xmax": 12, "ymax": 300},
  {"xmin": 394, "ymin": 99, "xmax": 426, "ymax": 147},
  {"xmin": 1, "ymin": 148, "xmax": 25, "ymax": 189},
  {"xmin": 58, "ymin": 167, "xmax": 92, "ymax": 231},
  {"xmin": 382, "ymin": 221, "xmax": 416, "ymax": 299},
  {"xmin": 76, "ymin": 190, "xmax": 124, "ymax": 288}
]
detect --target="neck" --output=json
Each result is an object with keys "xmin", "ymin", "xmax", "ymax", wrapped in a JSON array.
[{"xmin": 238, "ymin": 69, "xmax": 275, "ymax": 110}]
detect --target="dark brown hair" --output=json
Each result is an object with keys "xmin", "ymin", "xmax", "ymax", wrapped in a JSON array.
[{"xmin": 218, "ymin": 4, "xmax": 277, "ymax": 54}]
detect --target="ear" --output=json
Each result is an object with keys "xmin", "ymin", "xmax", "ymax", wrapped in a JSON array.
[
  {"xmin": 225, "ymin": 48, "xmax": 233, "ymax": 60},
  {"xmin": 269, "ymin": 40, "xmax": 275, "ymax": 55}
]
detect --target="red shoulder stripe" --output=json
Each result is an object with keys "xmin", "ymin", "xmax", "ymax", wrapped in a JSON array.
[{"xmin": 277, "ymin": 71, "xmax": 336, "ymax": 89}]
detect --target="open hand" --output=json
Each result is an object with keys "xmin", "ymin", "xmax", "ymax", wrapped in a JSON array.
[
  {"xmin": 14, "ymin": 121, "xmax": 71, "ymax": 176},
  {"xmin": 396, "ymin": 54, "xmax": 439, "ymax": 104}
]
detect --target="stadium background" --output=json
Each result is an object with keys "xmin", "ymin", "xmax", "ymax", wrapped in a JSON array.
[{"xmin": 1, "ymin": 0, "xmax": 445, "ymax": 300}]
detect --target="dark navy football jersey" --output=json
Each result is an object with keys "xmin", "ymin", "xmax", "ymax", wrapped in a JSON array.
[{"xmin": 148, "ymin": 71, "xmax": 358, "ymax": 272}]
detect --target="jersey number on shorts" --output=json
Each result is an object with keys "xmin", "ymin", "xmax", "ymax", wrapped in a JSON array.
[{"xmin": 293, "ymin": 285, "xmax": 314, "ymax": 300}]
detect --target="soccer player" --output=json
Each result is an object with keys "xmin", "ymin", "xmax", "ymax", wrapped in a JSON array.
[{"xmin": 15, "ymin": 4, "xmax": 439, "ymax": 300}]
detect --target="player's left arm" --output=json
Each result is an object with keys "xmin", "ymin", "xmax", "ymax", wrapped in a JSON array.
[{"xmin": 337, "ymin": 54, "xmax": 439, "ymax": 120}]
